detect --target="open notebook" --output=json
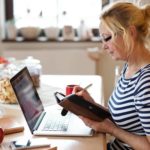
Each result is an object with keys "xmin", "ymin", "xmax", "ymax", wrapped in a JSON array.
[{"xmin": 10, "ymin": 67, "xmax": 93, "ymax": 136}]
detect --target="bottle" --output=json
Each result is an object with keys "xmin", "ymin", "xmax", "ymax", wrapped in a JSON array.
[
  {"xmin": 78, "ymin": 20, "xmax": 87, "ymax": 41},
  {"xmin": 78, "ymin": 20, "xmax": 92, "ymax": 41}
]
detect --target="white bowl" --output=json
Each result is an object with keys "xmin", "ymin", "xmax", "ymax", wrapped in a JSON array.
[
  {"xmin": 20, "ymin": 27, "xmax": 41, "ymax": 40},
  {"xmin": 44, "ymin": 27, "xmax": 59, "ymax": 40}
]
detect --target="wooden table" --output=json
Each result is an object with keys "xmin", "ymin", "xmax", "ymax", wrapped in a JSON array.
[{"xmin": 0, "ymin": 75, "xmax": 106, "ymax": 150}]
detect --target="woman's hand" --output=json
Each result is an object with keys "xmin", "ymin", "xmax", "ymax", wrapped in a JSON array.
[
  {"xmin": 73, "ymin": 86, "xmax": 115, "ymax": 134},
  {"xmin": 73, "ymin": 86, "xmax": 95, "ymax": 103},
  {"xmin": 79, "ymin": 116, "xmax": 117, "ymax": 134}
]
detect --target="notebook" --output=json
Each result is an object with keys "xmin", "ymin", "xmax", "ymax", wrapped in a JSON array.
[{"xmin": 10, "ymin": 67, "xmax": 93, "ymax": 136}]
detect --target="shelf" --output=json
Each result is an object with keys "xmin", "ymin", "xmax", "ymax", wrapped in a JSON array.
[
  {"xmin": 2, "ymin": 36, "xmax": 101, "ymax": 43},
  {"xmin": 1, "ymin": 38, "xmax": 102, "ymax": 51}
]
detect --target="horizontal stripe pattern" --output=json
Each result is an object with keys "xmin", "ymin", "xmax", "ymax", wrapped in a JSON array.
[{"xmin": 108, "ymin": 64, "xmax": 150, "ymax": 150}]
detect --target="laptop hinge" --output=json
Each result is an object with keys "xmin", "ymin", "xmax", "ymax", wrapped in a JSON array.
[{"xmin": 33, "ymin": 111, "xmax": 46, "ymax": 131}]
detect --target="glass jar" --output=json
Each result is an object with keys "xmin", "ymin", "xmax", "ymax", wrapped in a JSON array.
[
  {"xmin": 22, "ymin": 56, "xmax": 42, "ymax": 87},
  {"xmin": 0, "ymin": 63, "xmax": 18, "ymax": 104}
]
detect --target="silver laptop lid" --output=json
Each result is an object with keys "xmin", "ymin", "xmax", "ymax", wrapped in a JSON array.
[{"xmin": 10, "ymin": 67, "xmax": 44, "ymax": 133}]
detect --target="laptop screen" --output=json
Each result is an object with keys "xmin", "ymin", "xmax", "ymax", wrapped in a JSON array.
[{"xmin": 10, "ymin": 67, "xmax": 44, "ymax": 132}]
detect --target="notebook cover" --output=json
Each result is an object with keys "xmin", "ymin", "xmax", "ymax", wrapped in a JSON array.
[{"xmin": 58, "ymin": 94, "xmax": 111, "ymax": 121}]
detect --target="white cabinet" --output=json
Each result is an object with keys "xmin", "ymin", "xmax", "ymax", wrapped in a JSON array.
[{"xmin": 1, "ymin": 42, "xmax": 99, "ymax": 75}]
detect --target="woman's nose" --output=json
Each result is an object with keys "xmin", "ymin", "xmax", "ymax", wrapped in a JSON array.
[{"xmin": 102, "ymin": 43, "xmax": 109, "ymax": 50}]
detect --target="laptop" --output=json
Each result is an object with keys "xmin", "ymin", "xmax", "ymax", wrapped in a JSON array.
[{"xmin": 10, "ymin": 67, "xmax": 93, "ymax": 136}]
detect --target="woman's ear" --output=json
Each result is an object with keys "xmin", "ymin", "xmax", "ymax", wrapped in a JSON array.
[{"xmin": 129, "ymin": 25, "xmax": 137, "ymax": 40}]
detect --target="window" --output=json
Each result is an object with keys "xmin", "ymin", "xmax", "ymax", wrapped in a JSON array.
[{"xmin": 11, "ymin": 0, "xmax": 102, "ymax": 28}]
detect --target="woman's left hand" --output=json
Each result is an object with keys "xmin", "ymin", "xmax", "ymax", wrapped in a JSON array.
[{"xmin": 79, "ymin": 116, "xmax": 117, "ymax": 134}]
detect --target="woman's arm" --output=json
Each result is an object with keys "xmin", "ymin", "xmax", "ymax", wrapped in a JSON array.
[
  {"xmin": 80, "ymin": 116, "xmax": 150, "ymax": 150},
  {"xmin": 74, "ymin": 86, "xmax": 150, "ymax": 149},
  {"xmin": 112, "ymin": 123, "xmax": 150, "ymax": 150}
]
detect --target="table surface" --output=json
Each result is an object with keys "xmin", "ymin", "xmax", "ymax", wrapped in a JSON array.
[{"xmin": 0, "ymin": 75, "xmax": 106, "ymax": 150}]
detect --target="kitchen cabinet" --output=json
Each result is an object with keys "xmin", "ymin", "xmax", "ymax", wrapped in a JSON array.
[{"xmin": 1, "ymin": 42, "xmax": 100, "ymax": 75}]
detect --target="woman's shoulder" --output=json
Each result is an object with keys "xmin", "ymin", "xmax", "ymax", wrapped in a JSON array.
[
  {"xmin": 140, "ymin": 64, "xmax": 150, "ymax": 76},
  {"xmin": 133, "ymin": 64, "xmax": 150, "ymax": 89},
  {"xmin": 135, "ymin": 64, "xmax": 150, "ymax": 86}
]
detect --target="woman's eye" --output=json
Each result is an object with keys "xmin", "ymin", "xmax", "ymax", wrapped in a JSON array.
[{"xmin": 104, "ymin": 35, "xmax": 112, "ymax": 42}]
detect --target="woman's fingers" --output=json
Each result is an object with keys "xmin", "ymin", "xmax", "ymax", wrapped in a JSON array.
[
  {"xmin": 79, "ymin": 116, "xmax": 94, "ymax": 127},
  {"xmin": 73, "ymin": 86, "xmax": 83, "ymax": 93}
]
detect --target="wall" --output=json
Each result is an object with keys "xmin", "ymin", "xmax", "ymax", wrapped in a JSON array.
[
  {"xmin": 0, "ymin": 0, "xmax": 5, "ymax": 39},
  {"xmin": 97, "ymin": 52, "xmax": 124, "ymax": 105},
  {"xmin": 0, "ymin": 0, "xmax": 5, "ymax": 55},
  {"xmin": 111, "ymin": 0, "xmax": 150, "ymax": 5}
]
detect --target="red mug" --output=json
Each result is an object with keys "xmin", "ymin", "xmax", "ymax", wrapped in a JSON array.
[
  {"xmin": 66, "ymin": 84, "xmax": 78, "ymax": 95},
  {"xmin": 0, "ymin": 128, "xmax": 4, "ymax": 144}
]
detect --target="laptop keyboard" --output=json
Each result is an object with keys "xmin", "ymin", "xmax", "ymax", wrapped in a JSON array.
[{"xmin": 43, "ymin": 113, "xmax": 71, "ymax": 131}]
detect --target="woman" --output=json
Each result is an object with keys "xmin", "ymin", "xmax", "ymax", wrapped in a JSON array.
[{"xmin": 74, "ymin": 2, "xmax": 150, "ymax": 150}]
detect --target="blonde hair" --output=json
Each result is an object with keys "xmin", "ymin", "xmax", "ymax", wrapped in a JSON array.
[{"xmin": 100, "ymin": 2, "xmax": 150, "ymax": 51}]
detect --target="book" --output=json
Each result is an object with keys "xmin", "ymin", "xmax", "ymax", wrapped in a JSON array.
[
  {"xmin": 55, "ymin": 92, "xmax": 111, "ymax": 121},
  {"xmin": 0, "ymin": 117, "xmax": 24, "ymax": 135},
  {"xmin": 0, "ymin": 138, "xmax": 57, "ymax": 150}
]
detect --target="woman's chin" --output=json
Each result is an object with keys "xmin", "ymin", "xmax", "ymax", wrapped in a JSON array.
[{"xmin": 111, "ymin": 56, "xmax": 121, "ymax": 61}]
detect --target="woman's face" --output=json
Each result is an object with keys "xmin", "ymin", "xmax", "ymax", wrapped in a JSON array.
[{"xmin": 99, "ymin": 23, "xmax": 127, "ymax": 61}]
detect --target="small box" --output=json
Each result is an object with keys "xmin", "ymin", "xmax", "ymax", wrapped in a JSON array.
[{"xmin": 63, "ymin": 25, "xmax": 75, "ymax": 41}]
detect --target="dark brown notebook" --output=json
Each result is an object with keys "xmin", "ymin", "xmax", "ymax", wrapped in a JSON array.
[{"xmin": 55, "ymin": 92, "xmax": 111, "ymax": 121}]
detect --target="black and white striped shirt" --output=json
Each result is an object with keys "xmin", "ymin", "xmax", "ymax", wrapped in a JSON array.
[{"xmin": 108, "ymin": 64, "xmax": 150, "ymax": 150}]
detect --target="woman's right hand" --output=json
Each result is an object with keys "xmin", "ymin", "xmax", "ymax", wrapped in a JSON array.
[{"xmin": 73, "ymin": 86, "xmax": 95, "ymax": 103}]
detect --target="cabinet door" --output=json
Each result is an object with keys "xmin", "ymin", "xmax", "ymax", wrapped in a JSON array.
[{"xmin": 3, "ymin": 49, "xmax": 95, "ymax": 75}]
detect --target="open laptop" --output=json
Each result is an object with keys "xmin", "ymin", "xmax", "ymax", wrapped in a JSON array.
[{"xmin": 10, "ymin": 67, "xmax": 93, "ymax": 136}]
